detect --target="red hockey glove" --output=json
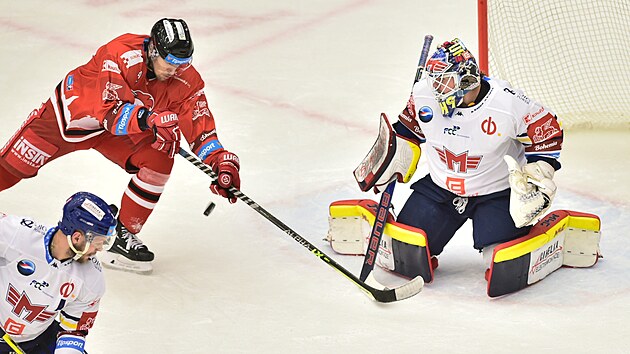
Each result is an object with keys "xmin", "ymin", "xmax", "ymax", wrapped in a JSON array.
[
  {"xmin": 148, "ymin": 111, "xmax": 181, "ymax": 158},
  {"xmin": 206, "ymin": 150, "xmax": 240, "ymax": 204}
]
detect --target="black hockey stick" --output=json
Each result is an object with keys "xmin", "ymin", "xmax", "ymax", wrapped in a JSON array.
[
  {"xmin": 178, "ymin": 148, "xmax": 423, "ymax": 302},
  {"xmin": 358, "ymin": 34, "xmax": 434, "ymax": 282}
]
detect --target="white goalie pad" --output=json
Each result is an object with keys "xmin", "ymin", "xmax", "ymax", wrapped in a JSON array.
[
  {"xmin": 325, "ymin": 199, "xmax": 429, "ymax": 275},
  {"xmin": 325, "ymin": 205, "xmax": 396, "ymax": 271},
  {"xmin": 354, "ymin": 113, "xmax": 421, "ymax": 192}
]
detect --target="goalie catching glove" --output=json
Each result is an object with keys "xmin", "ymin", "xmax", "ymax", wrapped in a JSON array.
[
  {"xmin": 354, "ymin": 113, "xmax": 421, "ymax": 193},
  {"xmin": 205, "ymin": 150, "xmax": 241, "ymax": 203},
  {"xmin": 504, "ymin": 155, "xmax": 557, "ymax": 227}
]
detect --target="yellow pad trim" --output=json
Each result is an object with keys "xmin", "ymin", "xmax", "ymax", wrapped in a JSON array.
[
  {"xmin": 494, "ymin": 212, "xmax": 600, "ymax": 263},
  {"xmin": 330, "ymin": 202, "xmax": 426, "ymax": 247}
]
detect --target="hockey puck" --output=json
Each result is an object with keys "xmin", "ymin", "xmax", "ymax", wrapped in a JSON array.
[{"xmin": 203, "ymin": 202, "xmax": 216, "ymax": 216}]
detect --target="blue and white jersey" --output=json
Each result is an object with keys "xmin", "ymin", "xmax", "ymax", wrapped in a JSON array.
[
  {"xmin": 397, "ymin": 77, "xmax": 563, "ymax": 197},
  {"xmin": 0, "ymin": 213, "xmax": 104, "ymax": 343}
]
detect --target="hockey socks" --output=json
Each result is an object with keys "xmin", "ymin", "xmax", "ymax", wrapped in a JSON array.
[{"xmin": 486, "ymin": 210, "xmax": 601, "ymax": 297}]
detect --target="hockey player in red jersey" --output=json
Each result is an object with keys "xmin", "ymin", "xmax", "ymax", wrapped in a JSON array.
[
  {"xmin": 0, "ymin": 192, "xmax": 117, "ymax": 353},
  {"xmin": 0, "ymin": 18, "xmax": 240, "ymax": 274}
]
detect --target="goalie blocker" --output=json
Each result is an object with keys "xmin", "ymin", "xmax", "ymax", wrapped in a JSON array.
[{"xmin": 327, "ymin": 200, "xmax": 602, "ymax": 297}]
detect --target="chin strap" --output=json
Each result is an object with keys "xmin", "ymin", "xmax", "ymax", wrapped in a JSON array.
[{"xmin": 67, "ymin": 234, "xmax": 90, "ymax": 261}]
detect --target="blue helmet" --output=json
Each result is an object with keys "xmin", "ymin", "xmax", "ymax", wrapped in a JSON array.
[
  {"xmin": 58, "ymin": 192, "xmax": 116, "ymax": 238},
  {"xmin": 425, "ymin": 38, "xmax": 480, "ymax": 117}
]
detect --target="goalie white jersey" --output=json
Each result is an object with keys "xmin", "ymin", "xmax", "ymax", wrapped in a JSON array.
[
  {"xmin": 0, "ymin": 213, "xmax": 104, "ymax": 342},
  {"xmin": 397, "ymin": 77, "xmax": 563, "ymax": 197}
]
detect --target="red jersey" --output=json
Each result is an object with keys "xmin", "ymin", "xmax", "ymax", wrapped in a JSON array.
[{"xmin": 50, "ymin": 33, "xmax": 222, "ymax": 161}]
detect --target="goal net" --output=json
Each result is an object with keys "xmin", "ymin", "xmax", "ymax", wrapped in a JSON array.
[{"xmin": 479, "ymin": 0, "xmax": 630, "ymax": 129}]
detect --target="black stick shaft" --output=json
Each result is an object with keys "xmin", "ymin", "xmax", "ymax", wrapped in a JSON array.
[{"xmin": 178, "ymin": 148, "xmax": 422, "ymax": 302}]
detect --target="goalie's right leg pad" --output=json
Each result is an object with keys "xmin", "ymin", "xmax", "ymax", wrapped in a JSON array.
[
  {"xmin": 327, "ymin": 199, "xmax": 435, "ymax": 282},
  {"xmin": 486, "ymin": 210, "xmax": 601, "ymax": 297}
]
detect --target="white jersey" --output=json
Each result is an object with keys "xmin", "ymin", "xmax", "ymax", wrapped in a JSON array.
[
  {"xmin": 397, "ymin": 77, "xmax": 563, "ymax": 197},
  {"xmin": 0, "ymin": 213, "xmax": 104, "ymax": 343}
]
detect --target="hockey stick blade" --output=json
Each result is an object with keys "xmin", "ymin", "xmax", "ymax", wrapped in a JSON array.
[{"xmin": 178, "ymin": 148, "xmax": 423, "ymax": 302}]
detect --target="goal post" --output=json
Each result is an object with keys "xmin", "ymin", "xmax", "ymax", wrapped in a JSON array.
[{"xmin": 477, "ymin": 0, "xmax": 630, "ymax": 130}]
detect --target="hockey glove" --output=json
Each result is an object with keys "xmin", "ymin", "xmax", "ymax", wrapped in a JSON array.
[
  {"xmin": 206, "ymin": 150, "xmax": 241, "ymax": 204},
  {"xmin": 147, "ymin": 111, "xmax": 181, "ymax": 158},
  {"xmin": 504, "ymin": 155, "xmax": 557, "ymax": 227}
]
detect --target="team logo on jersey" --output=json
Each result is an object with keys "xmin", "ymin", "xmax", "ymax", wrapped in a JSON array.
[
  {"xmin": 6, "ymin": 284, "xmax": 56, "ymax": 324},
  {"xmin": 103, "ymin": 82, "xmax": 123, "ymax": 101},
  {"xmin": 192, "ymin": 100, "xmax": 211, "ymax": 121},
  {"xmin": 433, "ymin": 146, "xmax": 482, "ymax": 173},
  {"xmin": 77, "ymin": 311, "xmax": 98, "ymax": 331},
  {"xmin": 418, "ymin": 106, "xmax": 433, "ymax": 122},
  {"xmin": 17, "ymin": 260, "xmax": 36, "ymax": 276},
  {"xmin": 531, "ymin": 118, "xmax": 561, "ymax": 144}
]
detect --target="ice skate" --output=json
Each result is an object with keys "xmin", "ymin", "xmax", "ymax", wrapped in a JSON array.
[{"xmin": 101, "ymin": 221, "xmax": 154, "ymax": 275}]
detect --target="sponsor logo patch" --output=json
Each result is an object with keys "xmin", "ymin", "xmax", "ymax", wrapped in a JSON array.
[
  {"xmin": 418, "ymin": 106, "xmax": 433, "ymax": 122},
  {"xmin": 17, "ymin": 260, "xmax": 36, "ymax": 276},
  {"xmin": 5, "ymin": 129, "xmax": 58, "ymax": 177}
]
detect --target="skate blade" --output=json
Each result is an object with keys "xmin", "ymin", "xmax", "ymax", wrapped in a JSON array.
[{"xmin": 99, "ymin": 252, "xmax": 153, "ymax": 275}]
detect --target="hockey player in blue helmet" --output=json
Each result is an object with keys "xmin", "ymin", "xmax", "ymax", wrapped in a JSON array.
[
  {"xmin": 57, "ymin": 191, "xmax": 117, "ymax": 262},
  {"xmin": 0, "ymin": 191, "xmax": 117, "ymax": 353},
  {"xmin": 425, "ymin": 38, "xmax": 481, "ymax": 117}
]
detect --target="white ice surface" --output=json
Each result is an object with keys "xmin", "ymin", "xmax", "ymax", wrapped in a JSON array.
[{"xmin": 1, "ymin": 1, "xmax": 629, "ymax": 353}]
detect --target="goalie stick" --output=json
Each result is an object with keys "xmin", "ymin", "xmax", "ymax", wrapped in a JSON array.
[
  {"xmin": 178, "ymin": 148, "xmax": 423, "ymax": 303},
  {"xmin": 358, "ymin": 34, "xmax": 434, "ymax": 282},
  {"xmin": 1, "ymin": 327, "xmax": 25, "ymax": 354}
]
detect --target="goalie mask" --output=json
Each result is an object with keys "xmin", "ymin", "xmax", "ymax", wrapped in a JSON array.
[{"xmin": 426, "ymin": 38, "xmax": 480, "ymax": 118}]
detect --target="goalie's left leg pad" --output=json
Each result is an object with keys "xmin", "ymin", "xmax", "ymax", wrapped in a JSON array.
[
  {"xmin": 326, "ymin": 199, "xmax": 434, "ymax": 282},
  {"xmin": 486, "ymin": 210, "xmax": 601, "ymax": 297}
]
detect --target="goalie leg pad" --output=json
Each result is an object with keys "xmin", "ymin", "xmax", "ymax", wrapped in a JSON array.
[
  {"xmin": 486, "ymin": 210, "xmax": 601, "ymax": 297},
  {"xmin": 326, "ymin": 199, "xmax": 434, "ymax": 282}
]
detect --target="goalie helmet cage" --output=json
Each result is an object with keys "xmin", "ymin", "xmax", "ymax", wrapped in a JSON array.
[{"xmin": 477, "ymin": 0, "xmax": 630, "ymax": 130}]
